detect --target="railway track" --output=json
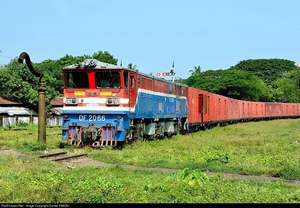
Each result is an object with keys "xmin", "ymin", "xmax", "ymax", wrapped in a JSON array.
[{"xmin": 39, "ymin": 151, "xmax": 87, "ymax": 162}]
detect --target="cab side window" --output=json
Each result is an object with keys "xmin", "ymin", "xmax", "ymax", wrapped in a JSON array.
[
  {"xmin": 96, "ymin": 71, "xmax": 121, "ymax": 88},
  {"xmin": 65, "ymin": 72, "xmax": 88, "ymax": 88}
]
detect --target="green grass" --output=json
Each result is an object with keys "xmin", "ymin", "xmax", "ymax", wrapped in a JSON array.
[
  {"xmin": 1, "ymin": 119, "xmax": 300, "ymax": 203},
  {"xmin": 89, "ymin": 119, "xmax": 300, "ymax": 180}
]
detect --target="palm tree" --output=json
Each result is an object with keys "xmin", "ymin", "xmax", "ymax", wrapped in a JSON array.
[
  {"xmin": 128, "ymin": 63, "xmax": 137, "ymax": 70},
  {"xmin": 189, "ymin": 66, "xmax": 201, "ymax": 76}
]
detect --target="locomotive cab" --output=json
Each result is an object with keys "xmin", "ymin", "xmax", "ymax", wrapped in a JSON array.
[{"xmin": 61, "ymin": 59, "xmax": 134, "ymax": 147}]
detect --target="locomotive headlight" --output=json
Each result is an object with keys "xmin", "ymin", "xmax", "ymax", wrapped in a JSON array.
[
  {"xmin": 106, "ymin": 97, "xmax": 120, "ymax": 106},
  {"xmin": 65, "ymin": 97, "xmax": 79, "ymax": 105}
]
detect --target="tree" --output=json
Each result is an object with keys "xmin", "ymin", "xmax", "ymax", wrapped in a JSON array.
[
  {"xmin": 233, "ymin": 58, "xmax": 297, "ymax": 85},
  {"xmin": 218, "ymin": 69, "xmax": 271, "ymax": 101},
  {"xmin": 0, "ymin": 59, "xmax": 39, "ymax": 109},
  {"xmin": 271, "ymin": 78, "xmax": 300, "ymax": 102},
  {"xmin": 185, "ymin": 68, "xmax": 272, "ymax": 101},
  {"xmin": 189, "ymin": 66, "xmax": 201, "ymax": 76},
  {"xmin": 128, "ymin": 63, "xmax": 137, "ymax": 70},
  {"xmin": 92, "ymin": 51, "xmax": 118, "ymax": 65}
]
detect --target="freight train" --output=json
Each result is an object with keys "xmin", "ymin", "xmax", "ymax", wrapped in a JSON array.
[{"xmin": 61, "ymin": 59, "xmax": 300, "ymax": 147}]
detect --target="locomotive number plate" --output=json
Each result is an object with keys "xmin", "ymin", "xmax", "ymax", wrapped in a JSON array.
[{"xmin": 79, "ymin": 115, "xmax": 106, "ymax": 121}]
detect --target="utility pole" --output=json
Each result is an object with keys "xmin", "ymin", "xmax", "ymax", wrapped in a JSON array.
[
  {"xmin": 170, "ymin": 60, "xmax": 175, "ymax": 82},
  {"xmin": 155, "ymin": 60, "xmax": 176, "ymax": 82}
]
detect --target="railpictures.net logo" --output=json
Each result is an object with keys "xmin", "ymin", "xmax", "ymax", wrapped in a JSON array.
[{"xmin": 1, "ymin": 205, "xmax": 69, "ymax": 208}]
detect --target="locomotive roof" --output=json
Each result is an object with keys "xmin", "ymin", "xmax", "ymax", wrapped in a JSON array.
[
  {"xmin": 62, "ymin": 59, "xmax": 121, "ymax": 70},
  {"xmin": 63, "ymin": 59, "xmax": 188, "ymax": 87}
]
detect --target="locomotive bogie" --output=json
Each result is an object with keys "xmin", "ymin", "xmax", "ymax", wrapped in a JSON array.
[
  {"xmin": 144, "ymin": 122, "xmax": 156, "ymax": 135},
  {"xmin": 127, "ymin": 117, "xmax": 184, "ymax": 141},
  {"xmin": 61, "ymin": 112, "xmax": 129, "ymax": 147},
  {"xmin": 164, "ymin": 121, "xmax": 175, "ymax": 136}
]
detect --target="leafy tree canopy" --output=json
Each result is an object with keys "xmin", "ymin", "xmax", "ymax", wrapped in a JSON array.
[
  {"xmin": 232, "ymin": 58, "xmax": 297, "ymax": 85},
  {"xmin": 185, "ymin": 68, "xmax": 271, "ymax": 101}
]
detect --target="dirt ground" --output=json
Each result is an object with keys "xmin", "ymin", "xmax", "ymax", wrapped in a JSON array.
[{"xmin": 1, "ymin": 147, "xmax": 300, "ymax": 186}]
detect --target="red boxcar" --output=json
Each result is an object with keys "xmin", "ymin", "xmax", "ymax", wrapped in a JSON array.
[
  {"xmin": 187, "ymin": 88, "xmax": 240, "ymax": 129},
  {"xmin": 250, "ymin": 101, "xmax": 265, "ymax": 120},
  {"xmin": 265, "ymin": 102, "xmax": 282, "ymax": 118},
  {"xmin": 210, "ymin": 93, "xmax": 230, "ymax": 123},
  {"xmin": 281, "ymin": 103, "xmax": 298, "ymax": 117},
  {"xmin": 297, "ymin": 104, "xmax": 300, "ymax": 117},
  {"xmin": 238, "ymin": 100, "xmax": 252, "ymax": 121},
  {"xmin": 187, "ymin": 87, "xmax": 217, "ymax": 130},
  {"xmin": 228, "ymin": 98, "xmax": 240, "ymax": 122}
]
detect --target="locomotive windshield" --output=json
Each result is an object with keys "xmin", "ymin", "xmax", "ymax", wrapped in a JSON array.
[
  {"xmin": 64, "ymin": 72, "xmax": 89, "ymax": 89},
  {"xmin": 96, "ymin": 71, "xmax": 121, "ymax": 89}
]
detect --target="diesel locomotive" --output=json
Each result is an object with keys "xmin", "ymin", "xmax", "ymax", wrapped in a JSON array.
[{"xmin": 61, "ymin": 59, "xmax": 189, "ymax": 147}]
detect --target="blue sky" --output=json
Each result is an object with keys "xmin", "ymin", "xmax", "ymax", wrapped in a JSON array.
[{"xmin": 1, "ymin": 0, "xmax": 300, "ymax": 79}]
